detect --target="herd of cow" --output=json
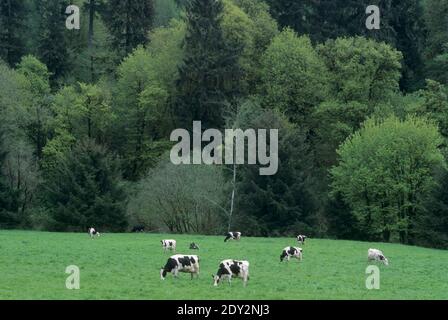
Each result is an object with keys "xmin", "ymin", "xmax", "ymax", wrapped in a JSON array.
[{"xmin": 87, "ymin": 228, "xmax": 389, "ymax": 287}]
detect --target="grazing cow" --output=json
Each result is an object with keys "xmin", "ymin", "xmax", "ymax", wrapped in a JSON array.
[
  {"xmin": 367, "ymin": 248, "xmax": 389, "ymax": 266},
  {"xmin": 296, "ymin": 235, "xmax": 307, "ymax": 245},
  {"xmin": 189, "ymin": 242, "xmax": 200, "ymax": 250},
  {"xmin": 160, "ymin": 254, "xmax": 200, "ymax": 280},
  {"xmin": 224, "ymin": 232, "xmax": 241, "ymax": 242},
  {"xmin": 131, "ymin": 225, "xmax": 145, "ymax": 232},
  {"xmin": 213, "ymin": 259, "xmax": 250, "ymax": 287},
  {"xmin": 161, "ymin": 239, "xmax": 176, "ymax": 252},
  {"xmin": 88, "ymin": 227, "xmax": 100, "ymax": 238},
  {"xmin": 280, "ymin": 246, "xmax": 303, "ymax": 262}
]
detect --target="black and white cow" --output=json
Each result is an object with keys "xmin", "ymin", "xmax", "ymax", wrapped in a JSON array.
[
  {"xmin": 280, "ymin": 246, "xmax": 303, "ymax": 262},
  {"xmin": 160, "ymin": 254, "xmax": 200, "ymax": 280},
  {"xmin": 88, "ymin": 227, "xmax": 100, "ymax": 238},
  {"xmin": 213, "ymin": 259, "xmax": 250, "ymax": 287},
  {"xmin": 161, "ymin": 239, "xmax": 176, "ymax": 252},
  {"xmin": 189, "ymin": 242, "xmax": 200, "ymax": 250},
  {"xmin": 131, "ymin": 225, "xmax": 145, "ymax": 232},
  {"xmin": 296, "ymin": 235, "xmax": 307, "ymax": 245},
  {"xmin": 224, "ymin": 232, "xmax": 241, "ymax": 242},
  {"xmin": 367, "ymin": 248, "xmax": 389, "ymax": 266}
]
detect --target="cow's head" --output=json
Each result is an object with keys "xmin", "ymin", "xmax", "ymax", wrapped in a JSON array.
[
  {"xmin": 379, "ymin": 255, "xmax": 389, "ymax": 266},
  {"xmin": 212, "ymin": 274, "xmax": 220, "ymax": 286},
  {"xmin": 160, "ymin": 267, "xmax": 166, "ymax": 280}
]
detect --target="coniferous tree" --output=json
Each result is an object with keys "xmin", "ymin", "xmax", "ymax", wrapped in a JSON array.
[
  {"xmin": 266, "ymin": 0, "xmax": 426, "ymax": 91},
  {"xmin": 37, "ymin": 0, "xmax": 69, "ymax": 81},
  {"xmin": 232, "ymin": 102, "xmax": 317, "ymax": 236},
  {"xmin": 175, "ymin": 0, "xmax": 242, "ymax": 130},
  {"xmin": 424, "ymin": 0, "xmax": 448, "ymax": 85},
  {"xmin": 418, "ymin": 168, "xmax": 448, "ymax": 248},
  {"xmin": 0, "ymin": 134, "xmax": 20, "ymax": 228},
  {"xmin": 45, "ymin": 139, "xmax": 128, "ymax": 231},
  {"xmin": 100, "ymin": 0, "xmax": 154, "ymax": 57},
  {"xmin": 0, "ymin": 0, "xmax": 26, "ymax": 66}
]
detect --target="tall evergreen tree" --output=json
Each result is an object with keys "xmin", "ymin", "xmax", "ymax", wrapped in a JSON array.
[
  {"xmin": 232, "ymin": 102, "xmax": 317, "ymax": 236},
  {"xmin": 266, "ymin": 0, "xmax": 426, "ymax": 91},
  {"xmin": 37, "ymin": 0, "xmax": 69, "ymax": 81},
  {"xmin": 175, "ymin": 0, "xmax": 242, "ymax": 130},
  {"xmin": 424, "ymin": 0, "xmax": 448, "ymax": 85},
  {"xmin": 0, "ymin": 132, "xmax": 20, "ymax": 229},
  {"xmin": 100, "ymin": 0, "xmax": 154, "ymax": 57},
  {"xmin": 0, "ymin": 0, "xmax": 26, "ymax": 66},
  {"xmin": 417, "ymin": 168, "xmax": 448, "ymax": 249},
  {"xmin": 45, "ymin": 139, "xmax": 128, "ymax": 232}
]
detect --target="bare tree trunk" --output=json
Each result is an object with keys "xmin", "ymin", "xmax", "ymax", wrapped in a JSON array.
[{"xmin": 228, "ymin": 160, "xmax": 236, "ymax": 232}]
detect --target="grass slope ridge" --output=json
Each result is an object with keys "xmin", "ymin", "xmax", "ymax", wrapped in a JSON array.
[{"xmin": 0, "ymin": 231, "xmax": 447, "ymax": 299}]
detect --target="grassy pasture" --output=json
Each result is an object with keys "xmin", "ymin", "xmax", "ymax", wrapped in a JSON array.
[{"xmin": 0, "ymin": 230, "xmax": 447, "ymax": 299}]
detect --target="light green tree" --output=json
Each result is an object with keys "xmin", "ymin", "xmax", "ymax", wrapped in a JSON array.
[
  {"xmin": 259, "ymin": 28, "xmax": 330, "ymax": 125},
  {"xmin": 113, "ymin": 46, "xmax": 169, "ymax": 180},
  {"xmin": 331, "ymin": 116, "xmax": 446, "ymax": 243}
]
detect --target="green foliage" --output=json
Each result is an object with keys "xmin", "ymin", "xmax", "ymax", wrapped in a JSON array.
[
  {"xmin": 317, "ymin": 37, "xmax": 402, "ymax": 105},
  {"xmin": 424, "ymin": 0, "xmax": 448, "ymax": 84},
  {"xmin": 175, "ymin": 0, "xmax": 242, "ymax": 130},
  {"xmin": 266, "ymin": 0, "xmax": 426, "ymax": 91},
  {"xmin": 0, "ymin": 0, "xmax": 26, "ymax": 65},
  {"xmin": 112, "ymin": 46, "xmax": 170, "ymax": 180},
  {"xmin": 65, "ymin": 0, "xmax": 116, "ymax": 84},
  {"xmin": 233, "ymin": 101, "xmax": 317, "ymax": 236},
  {"xmin": 0, "ymin": 135, "xmax": 20, "ymax": 228},
  {"xmin": 44, "ymin": 139, "xmax": 127, "ymax": 231},
  {"xmin": 416, "ymin": 80, "xmax": 448, "ymax": 140},
  {"xmin": 153, "ymin": 0, "xmax": 182, "ymax": 28},
  {"xmin": 259, "ymin": 28, "xmax": 330, "ymax": 125},
  {"xmin": 223, "ymin": 0, "xmax": 279, "ymax": 94},
  {"xmin": 43, "ymin": 80, "xmax": 115, "ymax": 171},
  {"xmin": 331, "ymin": 115, "xmax": 446, "ymax": 244},
  {"xmin": 0, "ymin": 63, "xmax": 33, "ymax": 228},
  {"xmin": 418, "ymin": 167, "xmax": 448, "ymax": 248},
  {"xmin": 100, "ymin": 0, "xmax": 154, "ymax": 57},
  {"xmin": 128, "ymin": 154, "xmax": 227, "ymax": 234},
  {"xmin": 147, "ymin": 19, "xmax": 185, "ymax": 93},
  {"xmin": 37, "ymin": 0, "xmax": 70, "ymax": 81},
  {"xmin": 311, "ymin": 37, "xmax": 403, "ymax": 167},
  {"xmin": 1, "ymin": 0, "xmax": 448, "ymax": 249},
  {"xmin": 16, "ymin": 55, "xmax": 52, "ymax": 159}
]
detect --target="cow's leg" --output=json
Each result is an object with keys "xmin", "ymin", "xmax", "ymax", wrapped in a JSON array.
[{"xmin": 173, "ymin": 268, "xmax": 179, "ymax": 278}]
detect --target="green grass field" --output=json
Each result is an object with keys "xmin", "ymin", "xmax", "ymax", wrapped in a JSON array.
[{"xmin": 0, "ymin": 230, "xmax": 447, "ymax": 299}]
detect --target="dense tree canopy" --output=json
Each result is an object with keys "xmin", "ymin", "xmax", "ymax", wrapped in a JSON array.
[
  {"xmin": 44, "ymin": 139, "xmax": 127, "ymax": 231},
  {"xmin": 331, "ymin": 116, "xmax": 445, "ymax": 243},
  {"xmin": 100, "ymin": 0, "xmax": 154, "ymax": 57},
  {"xmin": 1, "ymin": 0, "xmax": 448, "ymax": 248},
  {"xmin": 0, "ymin": 0, "xmax": 26, "ymax": 66}
]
